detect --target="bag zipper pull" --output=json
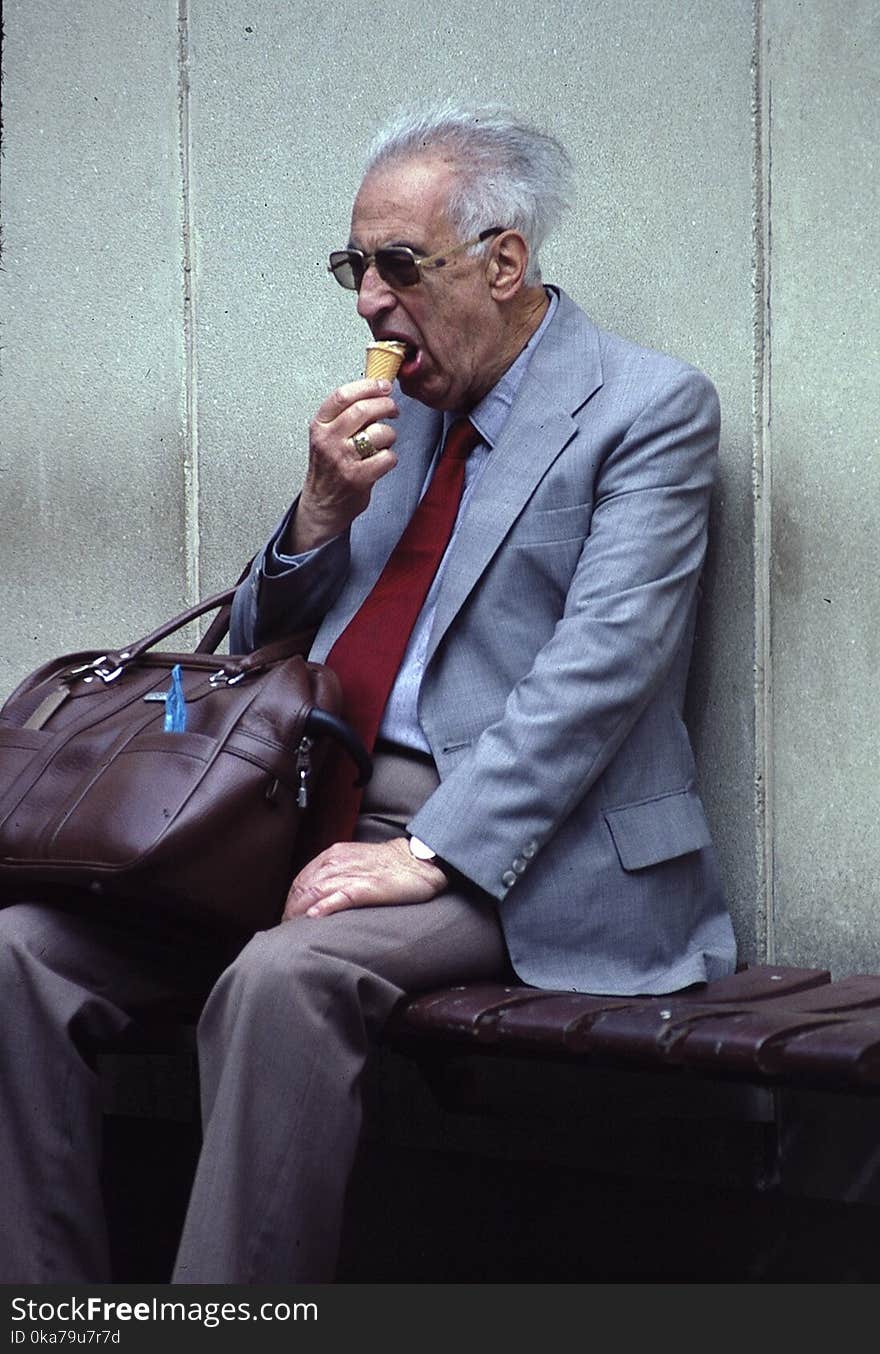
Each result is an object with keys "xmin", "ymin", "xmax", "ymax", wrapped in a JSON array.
[{"xmin": 296, "ymin": 735, "xmax": 313, "ymax": 808}]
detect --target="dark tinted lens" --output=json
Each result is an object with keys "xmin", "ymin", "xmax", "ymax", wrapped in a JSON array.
[
  {"xmin": 375, "ymin": 248, "xmax": 421, "ymax": 288},
  {"xmin": 328, "ymin": 251, "xmax": 362, "ymax": 290}
]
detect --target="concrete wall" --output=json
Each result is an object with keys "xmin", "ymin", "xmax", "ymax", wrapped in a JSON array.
[
  {"xmin": 1, "ymin": 0, "xmax": 877, "ymax": 977},
  {"xmin": 765, "ymin": 0, "xmax": 880, "ymax": 969}
]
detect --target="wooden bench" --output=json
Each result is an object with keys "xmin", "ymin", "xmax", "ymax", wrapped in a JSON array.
[
  {"xmin": 98, "ymin": 962, "xmax": 880, "ymax": 1280},
  {"xmin": 385, "ymin": 963, "xmax": 880, "ymax": 1092},
  {"xmin": 103, "ymin": 960, "xmax": 880, "ymax": 1093},
  {"xmin": 343, "ymin": 962, "xmax": 880, "ymax": 1279}
]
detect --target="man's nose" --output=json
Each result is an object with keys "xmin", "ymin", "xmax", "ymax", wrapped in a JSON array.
[{"xmin": 356, "ymin": 262, "xmax": 396, "ymax": 321}]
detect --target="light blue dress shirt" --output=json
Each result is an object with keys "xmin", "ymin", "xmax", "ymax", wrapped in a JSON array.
[{"xmin": 270, "ymin": 289, "xmax": 558, "ymax": 753}]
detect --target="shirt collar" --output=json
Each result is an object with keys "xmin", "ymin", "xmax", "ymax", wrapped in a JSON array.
[{"xmin": 443, "ymin": 287, "xmax": 558, "ymax": 449}]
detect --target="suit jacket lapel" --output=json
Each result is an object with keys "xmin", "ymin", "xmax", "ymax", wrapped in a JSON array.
[{"xmin": 425, "ymin": 290, "xmax": 604, "ymax": 663}]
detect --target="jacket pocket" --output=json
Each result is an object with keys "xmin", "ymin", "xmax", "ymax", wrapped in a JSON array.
[
  {"xmin": 603, "ymin": 786, "xmax": 713, "ymax": 871},
  {"xmin": 509, "ymin": 503, "xmax": 591, "ymax": 547}
]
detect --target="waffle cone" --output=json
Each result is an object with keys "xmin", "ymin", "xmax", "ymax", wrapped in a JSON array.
[{"xmin": 365, "ymin": 341, "xmax": 406, "ymax": 381}]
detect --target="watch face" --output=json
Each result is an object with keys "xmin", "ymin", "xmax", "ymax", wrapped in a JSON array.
[{"xmin": 409, "ymin": 836, "xmax": 437, "ymax": 862}]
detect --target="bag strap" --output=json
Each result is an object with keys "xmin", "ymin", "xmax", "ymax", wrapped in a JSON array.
[
  {"xmin": 104, "ymin": 556, "xmax": 256, "ymax": 665},
  {"xmin": 195, "ymin": 555, "xmax": 257, "ymax": 655},
  {"xmin": 111, "ymin": 588, "xmax": 239, "ymax": 662},
  {"xmin": 195, "ymin": 596, "xmax": 234, "ymax": 655},
  {"xmin": 65, "ymin": 556, "xmax": 320, "ymax": 685}
]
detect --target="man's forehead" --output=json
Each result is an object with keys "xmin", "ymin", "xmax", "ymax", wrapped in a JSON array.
[{"xmin": 349, "ymin": 155, "xmax": 456, "ymax": 245}]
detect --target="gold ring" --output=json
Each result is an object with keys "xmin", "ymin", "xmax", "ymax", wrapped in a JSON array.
[{"xmin": 351, "ymin": 430, "xmax": 376, "ymax": 459}]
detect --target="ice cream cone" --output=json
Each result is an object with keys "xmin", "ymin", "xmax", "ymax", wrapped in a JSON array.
[{"xmin": 365, "ymin": 340, "xmax": 407, "ymax": 382}]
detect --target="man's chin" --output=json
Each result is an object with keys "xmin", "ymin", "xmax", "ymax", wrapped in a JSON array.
[{"xmin": 398, "ymin": 370, "xmax": 444, "ymax": 410}]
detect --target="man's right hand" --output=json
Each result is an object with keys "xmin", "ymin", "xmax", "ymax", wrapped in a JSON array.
[{"xmin": 285, "ymin": 378, "xmax": 399, "ymax": 553}]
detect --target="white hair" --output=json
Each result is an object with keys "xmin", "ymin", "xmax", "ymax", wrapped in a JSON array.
[{"xmin": 362, "ymin": 100, "xmax": 575, "ymax": 285}]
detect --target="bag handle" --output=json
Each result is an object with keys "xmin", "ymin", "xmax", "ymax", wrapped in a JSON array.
[
  {"xmin": 304, "ymin": 708, "xmax": 373, "ymax": 788},
  {"xmin": 195, "ymin": 554, "xmax": 257, "ymax": 654},
  {"xmin": 78, "ymin": 557, "xmax": 273, "ymax": 677},
  {"xmin": 79, "ymin": 588, "xmax": 238, "ymax": 672},
  {"xmin": 196, "ymin": 593, "xmax": 235, "ymax": 655},
  {"xmin": 123, "ymin": 555, "xmax": 257, "ymax": 660}
]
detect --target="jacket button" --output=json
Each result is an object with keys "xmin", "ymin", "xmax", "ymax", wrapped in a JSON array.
[
  {"xmin": 501, "ymin": 870, "xmax": 517, "ymax": 887},
  {"xmin": 523, "ymin": 841, "xmax": 537, "ymax": 859},
  {"xmin": 513, "ymin": 857, "xmax": 527, "ymax": 874}
]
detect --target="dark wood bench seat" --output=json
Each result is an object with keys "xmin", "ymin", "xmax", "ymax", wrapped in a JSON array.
[
  {"xmin": 98, "ymin": 962, "xmax": 880, "ymax": 1280},
  {"xmin": 385, "ymin": 965, "xmax": 880, "ymax": 1093},
  {"xmin": 105, "ymin": 962, "xmax": 880, "ymax": 1096}
]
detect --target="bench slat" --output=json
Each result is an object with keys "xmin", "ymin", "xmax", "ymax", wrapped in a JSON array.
[
  {"xmin": 581, "ymin": 1003, "xmax": 880, "ymax": 1089},
  {"xmin": 756, "ymin": 973, "xmax": 880, "ymax": 1013},
  {"xmin": 754, "ymin": 1018, "xmax": 880, "ymax": 1088},
  {"xmin": 390, "ymin": 983, "xmax": 567, "ymax": 1042},
  {"xmin": 668, "ymin": 1009, "xmax": 853, "ymax": 1074},
  {"xmin": 486, "ymin": 994, "xmax": 636, "ymax": 1051},
  {"xmin": 667, "ymin": 964, "xmax": 831, "ymax": 1003}
]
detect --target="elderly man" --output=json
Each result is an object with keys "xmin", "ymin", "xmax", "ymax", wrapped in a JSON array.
[{"xmin": 0, "ymin": 103, "xmax": 736, "ymax": 1284}]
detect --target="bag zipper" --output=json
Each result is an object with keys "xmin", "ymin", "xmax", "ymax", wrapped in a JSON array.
[{"xmin": 296, "ymin": 735, "xmax": 313, "ymax": 808}]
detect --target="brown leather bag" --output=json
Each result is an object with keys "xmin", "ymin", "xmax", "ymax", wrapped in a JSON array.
[{"xmin": 0, "ymin": 587, "xmax": 370, "ymax": 934}]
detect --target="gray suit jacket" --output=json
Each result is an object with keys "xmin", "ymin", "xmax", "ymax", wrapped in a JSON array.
[{"xmin": 231, "ymin": 288, "xmax": 737, "ymax": 995}]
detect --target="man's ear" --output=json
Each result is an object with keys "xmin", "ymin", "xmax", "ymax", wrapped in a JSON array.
[{"xmin": 485, "ymin": 230, "xmax": 530, "ymax": 299}]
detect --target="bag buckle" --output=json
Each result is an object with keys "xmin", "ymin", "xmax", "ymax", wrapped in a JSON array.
[
  {"xmin": 66, "ymin": 653, "xmax": 130, "ymax": 684},
  {"xmin": 92, "ymin": 661, "xmax": 127, "ymax": 684},
  {"xmin": 209, "ymin": 668, "xmax": 246, "ymax": 687}
]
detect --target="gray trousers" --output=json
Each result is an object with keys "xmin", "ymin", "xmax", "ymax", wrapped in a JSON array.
[{"xmin": 0, "ymin": 748, "xmax": 507, "ymax": 1283}]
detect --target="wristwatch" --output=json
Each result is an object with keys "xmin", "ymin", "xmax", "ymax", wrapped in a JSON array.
[
  {"xmin": 408, "ymin": 836, "xmax": 461, "ymax": 887},
  {"xmin": 408, "ymin": 836, "xmax": 453, "ymax": 879},
  {"xmin": 408, "ymin": 835, "xmax": 439, "ymax": 863}
]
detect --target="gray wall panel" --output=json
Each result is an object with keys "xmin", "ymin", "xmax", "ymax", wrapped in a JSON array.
[
  {"xmin": 0, "ymin": 0, "xmax": 186, "ymax": 695},
  {"xmin": 767, "ymin": 0, "xmax": 880, "ymax": 973}
]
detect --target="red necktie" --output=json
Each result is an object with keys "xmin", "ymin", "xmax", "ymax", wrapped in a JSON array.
[{"xmin": 307, "ymin": 417, "xmax": 480, "ymax": 854}]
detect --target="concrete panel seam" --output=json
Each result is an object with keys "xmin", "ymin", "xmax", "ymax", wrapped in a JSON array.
[
  {"xmin": 752, "ymin": 0, "xmax": 774, "ymax": 962},
  {"xmin": 178, "ymin": 0, "xmax": 200, "ymax": 607}
]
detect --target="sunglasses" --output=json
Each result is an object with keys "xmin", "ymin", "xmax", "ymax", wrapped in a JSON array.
[{"xmin": 328, "ymin": 227, "xmax": 505, "ymax": 291}]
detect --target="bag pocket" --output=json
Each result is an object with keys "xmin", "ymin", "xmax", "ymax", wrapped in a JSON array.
[
  {"xmin": 0, "ymin": 727, "xmax": 46, "ymax": 772},
  {"xmin": 46, "ymin": 731, "xmax": 218, "ymax": 865},
  {"xmin": 0, "ymin": 728, "xmax": 49, "ymax": 822}
]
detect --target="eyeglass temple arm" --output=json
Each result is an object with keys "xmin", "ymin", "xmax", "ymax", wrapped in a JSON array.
[{"xmin": 418, "ymin": 226, "xmax": 505, "ymax": 270}]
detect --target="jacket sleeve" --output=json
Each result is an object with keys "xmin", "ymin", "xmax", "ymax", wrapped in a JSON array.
[{"xmin": 229, "ymin": 503, "xmax": 351, "ymax": 652}]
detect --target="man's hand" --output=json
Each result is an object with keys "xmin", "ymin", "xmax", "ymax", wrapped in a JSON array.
[
  {"xmin": 283, "ymin": 837, "xmax": 449, "ymax": 921},
  {"xmin": 287, "ymin": 378, "xmax": 399, "ymax": 553}
]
